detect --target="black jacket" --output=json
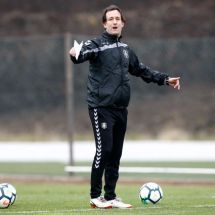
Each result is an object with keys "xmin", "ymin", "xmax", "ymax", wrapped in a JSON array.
[{"xmin": 71, "ymin": 31, "xmax": 169, "ymax": 108}]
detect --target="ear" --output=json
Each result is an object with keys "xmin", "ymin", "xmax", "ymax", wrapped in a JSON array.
[{"xmin": 103, "ymin": 22, "xmax": 107, "ymax": 29}]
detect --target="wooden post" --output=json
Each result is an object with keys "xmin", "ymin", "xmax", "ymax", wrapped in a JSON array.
[{"xmin": 64, "ymin": 32, "xmax": 74, "ymax": 167}]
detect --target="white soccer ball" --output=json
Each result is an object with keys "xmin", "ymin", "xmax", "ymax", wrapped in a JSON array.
[
  {"xmin": 139, "ymin": 182, "xmax": 163, "ymax": 204},
  {"xmin": 0, "ymin": 186, "xmax": 12, "ymax": 208},
  {"xmin": 0, "ymin": 183, "xmax": 17, "ymax": 205}
]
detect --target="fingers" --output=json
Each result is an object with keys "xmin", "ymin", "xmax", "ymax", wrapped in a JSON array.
[
  {"xmin": 174, "ymin": 80, "xmax": 180, "ymax": 90},
  {"xmin": 169, "ymin": 77, "xmax": 180, "ymax": 81},
  {"xmin": 69, "ymin": 47, "xmax": 76, "ymax": 57},
  {"xmin": 168, "ymin": 77, "xmax": 181, "ymax": 90}
]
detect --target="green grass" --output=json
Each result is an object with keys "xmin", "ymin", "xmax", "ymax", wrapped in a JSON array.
[
  {"xmin": 0, "ymin": 162, "xmax": 215, "ymax": 214},
  {"xmin": 0, "ymin": 162, "xmax": 66, "ymax": 176},
  {"xmin": 0, "ymin": 183, "xmax": 215, "ymax": 215}
]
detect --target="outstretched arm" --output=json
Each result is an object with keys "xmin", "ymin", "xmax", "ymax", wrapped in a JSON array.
[{"xmin": 129, "ymin": 48, "xmax": 180, "ymax": 90}]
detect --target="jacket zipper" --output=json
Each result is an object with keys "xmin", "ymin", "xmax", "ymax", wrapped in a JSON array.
[{"xmin": 116, "ymin": 38, "xmax": 124, "ymax": 85}]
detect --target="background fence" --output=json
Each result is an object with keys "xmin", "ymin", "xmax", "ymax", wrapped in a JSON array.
[{"xmin": 0, "ymin": 34, "xmax": 214, "ymax": 141}]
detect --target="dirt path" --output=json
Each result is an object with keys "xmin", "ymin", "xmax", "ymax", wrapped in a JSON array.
[{"xmin": 1, "ymin": 174, "xmax": 215, "ymax": 186}]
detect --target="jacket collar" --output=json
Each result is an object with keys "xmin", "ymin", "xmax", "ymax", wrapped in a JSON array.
[{"xmin": 102, "ymin": 31, "xmax": 122, "ymax": 42}]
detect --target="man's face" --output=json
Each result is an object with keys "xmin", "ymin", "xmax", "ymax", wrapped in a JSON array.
[{"xmin": 103, "ymin": 10, "xmax": 124, "ymax": 37}]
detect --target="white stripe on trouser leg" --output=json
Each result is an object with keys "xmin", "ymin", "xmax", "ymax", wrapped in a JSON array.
[{"xmin": 94, "ymin": 108, "xmax": 102, "ymax": 168}]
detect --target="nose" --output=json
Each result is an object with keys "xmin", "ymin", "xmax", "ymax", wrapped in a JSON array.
[{"xmin": 113, "ymin": 18, "xmax": 117, "ymax": 24}]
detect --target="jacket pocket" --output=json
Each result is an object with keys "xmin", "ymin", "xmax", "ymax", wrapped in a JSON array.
[{"xmin": 112, "ymin": 83, "xmax": 130, "ymax": 107}]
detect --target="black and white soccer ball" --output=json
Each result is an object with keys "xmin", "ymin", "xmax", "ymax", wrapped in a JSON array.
[
  {"xmin": 0, "ymin": 185, "xmax": 13, "ymax": 208},
  {"xmin": 139, "ymin": 182, "xmax": 163, "ymax": 204},
  {"xmin": 0, "ymin": 183, "xmax": 17, "ymax": 206}
]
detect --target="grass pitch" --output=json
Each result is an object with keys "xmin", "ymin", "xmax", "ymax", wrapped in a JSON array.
[
  {"xmin": 0, "ymin": 183, "xmax": 215, "ymax": 215},
  {"xmin": 0, "ymin": 162, "xmax": 214, "ymax": 214}
]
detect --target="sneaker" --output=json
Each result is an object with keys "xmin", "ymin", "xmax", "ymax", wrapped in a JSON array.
[
  {"xmin": 108, "ymin": 197, "xmax": 132, "ymax": 209},
  {"xmin": 90, "ymin": 196, "xmax": 112, "ymax": 209}
]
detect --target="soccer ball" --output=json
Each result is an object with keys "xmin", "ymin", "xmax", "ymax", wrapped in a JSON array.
[
  {"xmin": 0, "ymin": 183, "xmax": 17, "ymax": 205},
  {"xmin": 0, "ymin": 186, "xmax": 12, "ymax": 208},
  {"xmin": 139, "ymin": 182, "xmax": 163, "ymax": 204}
]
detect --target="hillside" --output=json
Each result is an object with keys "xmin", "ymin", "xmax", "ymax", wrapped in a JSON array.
[{"xmin": 0, "ymin": 0, "xmax": 214, "ymax": 38}]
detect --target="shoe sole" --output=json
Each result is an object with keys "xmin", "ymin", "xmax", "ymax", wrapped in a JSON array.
[
  {"xmin": 112, "ymin": 206, "xmax": 133, "ymax": 209},
  {"xmin": 90, "ymin": 203, "xmax": 112, "ymax": 209}
]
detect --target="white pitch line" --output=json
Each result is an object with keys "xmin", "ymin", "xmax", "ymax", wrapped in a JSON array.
[
  {"xmin": 0, "ymin": 211, "xmax": 49, "ymax": 214},
  {"xmin": 193, "ymin": 204, "xmax": 215, "ymax": 208},
  {"xmin": 1, "ymin": 205, "xmax": 215, "ymax": 214}
]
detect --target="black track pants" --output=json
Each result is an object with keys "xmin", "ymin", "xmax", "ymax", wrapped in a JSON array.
[{"xmin": 88, "ymin": 107, "xmax": 127, "ymax": 200}]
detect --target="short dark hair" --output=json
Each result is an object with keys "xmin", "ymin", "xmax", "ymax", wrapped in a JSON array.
[{"xmin": 102, "ymin": 5, "xmax": 125, "ymax": 23}]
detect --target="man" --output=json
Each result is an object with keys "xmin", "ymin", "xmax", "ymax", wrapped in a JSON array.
[{"xmin": 70, "ymin": 5, "xmax": 180, "ymax": 209}]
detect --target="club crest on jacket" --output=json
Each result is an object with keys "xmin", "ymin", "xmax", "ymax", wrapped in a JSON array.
[{"xmin": 101, "ymin": 122, "xmax": 107, "ymax": 129}]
